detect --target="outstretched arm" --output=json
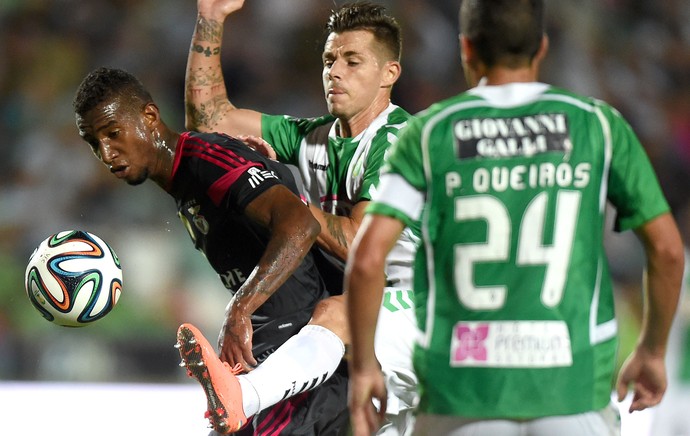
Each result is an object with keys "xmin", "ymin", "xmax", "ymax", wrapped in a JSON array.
[
  {"xmin": 185, "ymin": 0, "xmax": 263, "ymax": 136},
  {"xmin": 219, "ymin": 184, "xmax": 320, "ymax": 371},
  {"xmin": 616, "ymin": 212, "xmax": 684, "ymax": 412},
  {"xmin": 345, "ymin": 214, "xmax": 405, "ymax": 436}
]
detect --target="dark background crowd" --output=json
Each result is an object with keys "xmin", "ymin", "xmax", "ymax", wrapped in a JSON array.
[{"xmin": 0, "ymin": 0, "xmax": 688, "ymax": 387}]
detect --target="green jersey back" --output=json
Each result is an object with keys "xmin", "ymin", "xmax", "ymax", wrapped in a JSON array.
[{"xmin": 370, "ymin": 83, "xmax": 670, "ymax": 418}]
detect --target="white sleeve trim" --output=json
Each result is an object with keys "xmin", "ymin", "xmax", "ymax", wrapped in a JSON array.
[{"xmin": 374, "ymin": 173, "xmax": 424, "ymax": 221}]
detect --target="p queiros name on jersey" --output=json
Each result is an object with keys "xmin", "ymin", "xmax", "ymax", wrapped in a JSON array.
[{"xmin": 450, "ymin": 113, "xmax": 591, "ymax": 193}]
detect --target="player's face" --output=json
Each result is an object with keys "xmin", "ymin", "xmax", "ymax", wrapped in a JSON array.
[
  {"xmin": 322, "ymin": 30, "xmax": 391, "ymax": 120},
  {"xmin": 76, "ymin": 98, "xmax": 154, "ymax": 186}
]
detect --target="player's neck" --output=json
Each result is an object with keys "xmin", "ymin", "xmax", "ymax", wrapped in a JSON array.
[
  {"xmin": 337, "ymin": 95, "xmax": 390, "ymax": 138},
  {"xmin": 151, "ymin": 130, "xmax": 179, "ymax": 190},
  {"xmin": 478, "ymin": 66, "xmax": 539, "ymax": 87}
]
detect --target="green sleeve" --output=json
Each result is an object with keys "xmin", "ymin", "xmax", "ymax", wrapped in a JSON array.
[
  {"xmin": 260, "ymin": 114, "xmax": 303, "ymax": 165},
  {"xmin": 603, "ymin": 104, "xmax": 670, "ymax": 231},
  {"xmin": 261, "ymin": 114, "xmax": 335, "ymax": 165}
]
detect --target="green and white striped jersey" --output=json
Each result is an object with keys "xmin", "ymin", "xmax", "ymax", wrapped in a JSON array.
[
  {"xmin": 262, "ymin": 103, "xmax": 410, "ymax": 215},
  {"xmin": 263, "ymin": 103, "xmax": 417, "ymax": 285},
  {"xmin": 368, "ymin": 82, "xmax": 670, "ymax": 418}
]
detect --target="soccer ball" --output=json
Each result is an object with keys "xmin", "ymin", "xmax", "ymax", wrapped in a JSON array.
[{"xmin": 24, "ymin": 230, "xmax": 123, "ymax": 327}]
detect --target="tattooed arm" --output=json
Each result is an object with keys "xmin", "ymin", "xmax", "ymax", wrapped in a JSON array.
[
  {"xmin": 308, "ymin": 201, "xmax": 368, "ymax": 263},
  {"xmin": 185, "ymin": 0, "xmax": 263, "ymax": 136}
]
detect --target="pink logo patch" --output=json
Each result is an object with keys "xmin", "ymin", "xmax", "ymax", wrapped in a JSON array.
[{"xmin": 454, "ymin": 324, "xmax": 489, "ymax": 362}]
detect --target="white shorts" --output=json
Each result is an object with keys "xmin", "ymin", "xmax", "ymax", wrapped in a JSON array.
[
  {"xmin": 412, "ymin": 403, "xmax": 621, "ymax": 436},
  {"xmin": 374, "ymin": 286, "xmax": 419, "ymax": 435}
]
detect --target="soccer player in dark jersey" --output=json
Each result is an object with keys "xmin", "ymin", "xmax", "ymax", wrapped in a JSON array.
[
  {"xmin": 73, "ymin": 67, "xmax": 349, "ymax": 434},
  {"xmin": 182, "ymin": 1, "xmax": 418, "ymax": 435}
]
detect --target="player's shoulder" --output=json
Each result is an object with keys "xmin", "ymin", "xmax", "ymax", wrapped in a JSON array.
[
  {"xmin": 544, "ymin": 86, "xmax": 621, "ymax": 116},
  {"xmin": 180, "ymin": 131, "xmax": 271, "ymax": 164},
  {"xmin": 403, "ymin": 93, "xmax": 476, "ymax": 134},
  {"xmin": 417, "ymin": 92, "xmax": 477, "ymax": 119},
  {"xmin": 285, "ymin": 114, "xmax": 337, "ymax": 133},
  {"xmin": 367, "ymin": 104, "xmax": 414, "ymax": 143},
  {"xmin": 182, "ymin": 130, "xmax": 239, "ymax": 147},
  {"xmin": 386, "ymin": 104, "xmax": 413, "ymax": 125},
  {"xmin": 541, "ymin": 87, "xmax": 636, "ymax": 143},
  {"xmin": 181, "ymin": 131, "xmax": 244, "ymax": 154}
]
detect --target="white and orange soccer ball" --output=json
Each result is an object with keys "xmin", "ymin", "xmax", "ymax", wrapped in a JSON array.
[{"xmin": 25, "ymin": 230, "xmax": 123, "ymax": 327}]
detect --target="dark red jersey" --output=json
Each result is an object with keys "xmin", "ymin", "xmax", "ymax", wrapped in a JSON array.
[{"xmin": 169, "ymin": 131, "xmax": 327, "ymax": 324}]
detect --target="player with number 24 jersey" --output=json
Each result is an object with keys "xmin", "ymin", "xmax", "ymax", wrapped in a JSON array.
[{"xmin": 370, "ymin": 83, "xmax": 670, "ymax": 418}]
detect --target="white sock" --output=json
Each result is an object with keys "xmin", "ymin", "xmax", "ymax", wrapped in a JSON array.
[{"xmin": 238, "ymin": 324, "xmax": 345, "ymax": 416}]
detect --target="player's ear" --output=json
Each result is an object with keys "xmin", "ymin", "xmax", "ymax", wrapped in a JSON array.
[
  {"xmin": 382, "ymin": 60, "xmax": 401, "ymax": 88},
  {"xmin": 460, "ymin": 35, "xmax": 475, "ymax": 66},
  {"xmin": 530, "ymin": 35, "xmax": 549, "ymax": 80},
  {"xmin": 142, "ymin": 102, "xmax": 161, "ymax": 128},
  {"xmin": 534, "ymin": 34, "xmax": 549, "ymax": 64}
]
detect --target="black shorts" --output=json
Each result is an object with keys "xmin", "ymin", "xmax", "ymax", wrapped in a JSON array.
[
  {"xmin": 251, "ymin": 277, "xmax": 329, "ymax": 324},
  {"xmin": 249, "ymin": 308, "xmax": 314, "ymax": 364},
  {"xmin": 215, "ymin": 271, "xmax": 348, "ymax": 435},
  {"xmin": 209, "ymin": 361, "xmax": 350, "ymax": 436}
]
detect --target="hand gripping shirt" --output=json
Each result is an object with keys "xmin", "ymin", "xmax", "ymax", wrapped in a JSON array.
[
  {"xmin": 367, "ymin": 83, "xmax": 671, "ymax": 418},
  {"xmin": 169, "ymin": 132, "xmax": 326, "ymax": 319}
]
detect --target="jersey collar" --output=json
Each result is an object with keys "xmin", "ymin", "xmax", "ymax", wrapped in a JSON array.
[{"xmin": 469, "ymin": 80, "xmax": 551, "ymax": 108}]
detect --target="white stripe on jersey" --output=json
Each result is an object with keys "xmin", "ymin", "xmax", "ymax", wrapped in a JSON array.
[
  {"xmin": 375, "ymin": 173, "xmax": 424, "ymax": 221},
  {"xmin": 589, "ymin": 106, "xmax": 616, "ymax": 344},
  {"xmin": 594, "ymin": 106, "xmax": 613, "ymax": 214},
  {"xmin": 590, "ymin": 261, "xmax": 618, "ymax": 345}
]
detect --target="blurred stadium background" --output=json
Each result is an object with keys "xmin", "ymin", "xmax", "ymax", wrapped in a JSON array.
[{"xmin": 0, "ymin": 0, "xmax": 688, "ymax": 434}]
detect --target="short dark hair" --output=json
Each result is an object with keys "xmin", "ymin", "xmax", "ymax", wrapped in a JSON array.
[
  {"xmin": 326, "ymin": 1, "xmax": 402, "ymax": 62},
  {"xmin": 460, "ymin": 0, "xmax": 544, "ymax": 68},
  {"xmin": 73, "ymin": 67, "xmax": 152, "ymax": 117}
]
